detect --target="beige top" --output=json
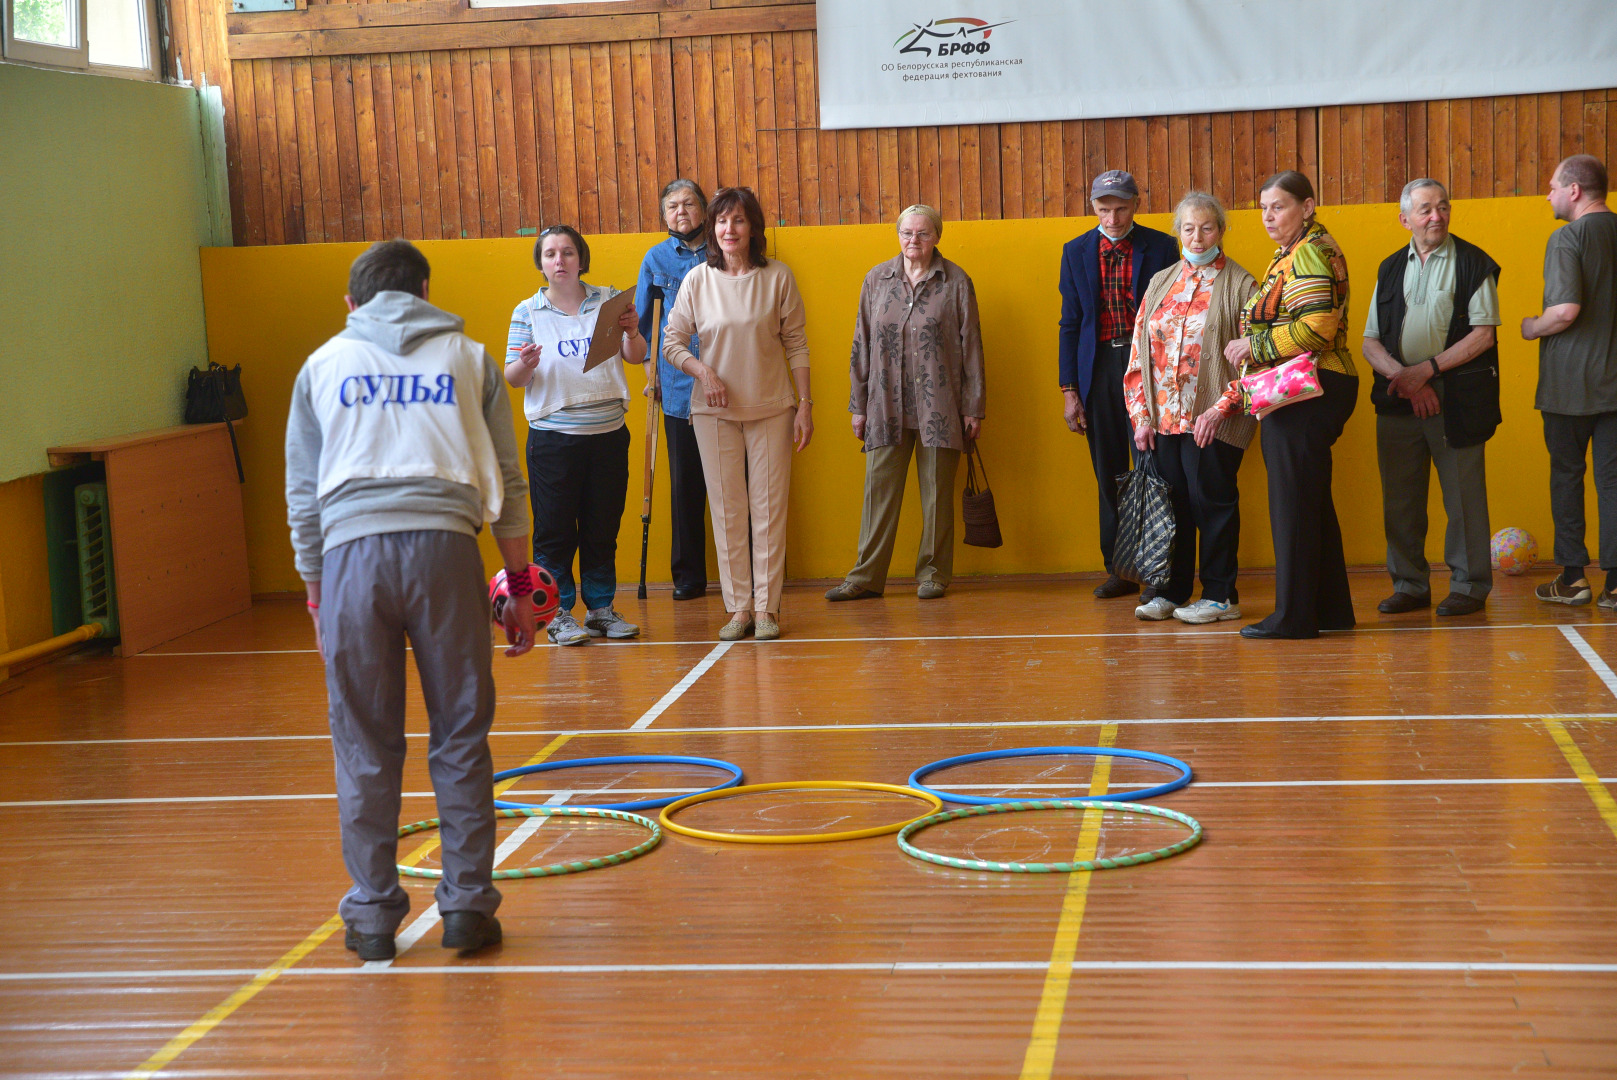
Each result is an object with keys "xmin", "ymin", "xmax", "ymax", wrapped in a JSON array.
[{"xmin": 663, "ymin": 260, "xmax": 810, "ymax": 421}]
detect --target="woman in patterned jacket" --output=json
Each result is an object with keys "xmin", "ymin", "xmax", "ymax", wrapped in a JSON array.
[
  {"xmin": 1209, "ymin": 171, "xmax": 1359, "ymax": 639},
  {"xmin": 826, "ymin": 204, "xmax": 987, "ymax": 603}
]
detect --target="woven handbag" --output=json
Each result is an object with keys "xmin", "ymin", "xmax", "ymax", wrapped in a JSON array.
[
  {"xmin": 961, "ymin": 439, "xmax": 1003, "ymax": 548},
  {"xmin": 1112, "ymin": 455, "xmax": 1174, "ymax": 588}
]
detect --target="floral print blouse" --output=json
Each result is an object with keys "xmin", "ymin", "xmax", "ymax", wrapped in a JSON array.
[
  {"xmin": 1124, "ymin": 256, "xmax": 1222, "ymax": 435},
  {"xmin": 848, "ymin": 254, "xmax": 986, "ymax": 451}
]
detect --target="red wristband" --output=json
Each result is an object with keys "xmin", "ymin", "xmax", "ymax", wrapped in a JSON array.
[
  {"xmin": 306, "ymin": 601, "xmax": 319, "ymax": 611},
  {"xmin": 506, "ymin": 567, "xmax": 535, "ymax": 598}
]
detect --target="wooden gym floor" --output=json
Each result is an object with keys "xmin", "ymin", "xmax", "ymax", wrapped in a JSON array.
[{"xmin": 1, "ymin": 569, "xmax": 1614, "ymax": 1079}]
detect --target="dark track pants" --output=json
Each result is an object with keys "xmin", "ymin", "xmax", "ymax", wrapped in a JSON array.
[
  {"xmin": 1145, "ymin": 433, "xmax": 1245, "ymax": 606},
  {"xmin": 527, "ymin": 425, "xmax": 630, "ymax": 612},
  {"xmin": 664, "ymin": 413, "xmax": 710, "ymax": 594},
  {"xmin": 1085, "ymin": 338, "xmax": 1135, "ymax": 572}
]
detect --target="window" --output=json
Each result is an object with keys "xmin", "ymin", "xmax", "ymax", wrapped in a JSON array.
[{"xmin": 3, "ymin": 0, "xmax": 158, "ymax": 78}]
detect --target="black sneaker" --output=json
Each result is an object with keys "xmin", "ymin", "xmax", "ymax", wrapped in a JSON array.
[
  {"xmin": 344, "ymin": 925, "xmax": 396, "ymax": 962},
  {"xmin": 441, "ymin": 911, "xmax": 502, "ymax": 954}
]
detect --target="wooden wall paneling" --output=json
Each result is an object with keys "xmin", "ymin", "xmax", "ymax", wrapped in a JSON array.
[
  {"xmin": 711, "ymin": 34, "xmax": 740, "ymax": 194},
  {"xmin": 1167, "ymin": 114, "xmax": 1190, "ymax": 207},
  {"xmin": 230, "ymin": 60, "xmax": 261, "ymax": 244},
  {"xmin": 831, "ymin": 128, "xmax": 854, "ymax": 223},
  {"xmin": 1104, "ymin": 117, "xmax": 1127, "ymax": 206},
  {"xmin": 587, "ymin": 42, "xmax": 621, "ymax": 233},
  {"xmin": 1077, "ymin": 118, "xmax": 1102, "ymax": 214},
  {"xmin": 466, "ymin": 49, "xmax": 497, "ymax": 237},
  {"xmin": 352, "ymin": 57, "xmax": 384, "ymax": 238},
  {"xmin": 445, "ymin": 52, "xmax": 477, "ymax": 235},
  {"xmin": 1145, "ymin": 115, "xmax": 1168, "ymax": 216},
  {"xmin": 1584, "ymin": 95, "xmax": 1607, "ymax": 169},
  {"xmin": 1037, "ymin": 121, "xmax": 1061, "ymax": 218},
  {"xmin": 1492, "ymin": 96, "xmax": 1515, "ymax": 197},
  {"xmin": 858, "ymin": 128, "xmax": 880, "ymax": 222},
  {"xmin": 270, "ymin": 57, "xmax": 305, "ymax": 244},
  {"xmin": 1188, "ymin": 112, "xmax": 1211, "ymax": 195},
  {"xmin": 748, "ymin": 35, "xmax": 779, "ymax": 224},
  {"xmin": 810, "ymin": 36, "xmax": 839, "ymax": 225},
  {"xmin": 1361, "ymin": 103, "xmax": 1384, "ymax": 205},
  {"xmin": 649, "ymin": 38, "xmax": 677, "ymax": 215},
  {"xmin": 1297, "ymin": 107, "xmax": 1318, "ymax": 188},
  {"xmin": 997, "ymin": 124, "xmax": 1021, "ymax": 221},
  {"xmin": 771, "ymin": 31, "xmax": 801, "ymax": 226},
  {"xmin": 1511, "ymin": 94, "xmax": 1535, "ymax": 201},
  {"xmin": 1342, "ymin": 104, "xmax": 1366, "ymax": 206},
  {"xmin": 875, "ymin": 127, "xmax": 899, "ymax": 224},
  {"xmin": 1317, "ymin": 105, "xmax": 1340, "ymax": 205},
  {"xmin": 1233, "ymin": 110, "xmax": 1256, "ymax": 207},
  {"xmin": 1252, "ymin": 111, "xmax": 1275, "ymax": 201},
  {"xmin": 1405, "ymin": 101, "xmax": 1427, "ymax": 185},
  {"xmin": 371, "ymin": 56, "xmax": 403, "ymax": 238},
  {"xmin": 1207, "ymin": 111, "xmax": 1232, "ymax": 207},
  {"xmin": 1273, "ymin": 108, "xmax": 1297, "ymax": 182},
  {"xmin": 389, "ymin": 54, "xmax": 422, "ymax": 238},
  {"xmin": 288, "ymin": 58, "xmax": 323, "ymax": 243},
  {"xmin": 251, "ymin": 60, "xmax": 285, "ymax": 244},
  {"xmin": 915, "ymin": 126, "xmax": 940, "ymax": 219},
  {"xmin": 691, "ymin": 36, "xmax": 719, "ymax": 200},
  {"xmin": 789, "ymin": 32, "xmax": 819, "ymax": 225},
  {"xmin": 730, "ymin": 36, "xmax": 759, "ymax": 203},
  {"xmin": 1057, "ymin": 120, "xmax": 1081, "ymax": 217},
  {"xmin": 936, "ymin": 125, "xmax": 960, "ymax": 223},
  {"xmin": 331, "ymin": 56, "xmax": 366, "ymax": 240},
  {"xmin": 534, "ymin": 46, "xmax": 568, "ymax": 229},
  {"xmin": 1426, "ymin": 99, "xmax": 1449, "ymax": 194},
  {"xmin": 490, "ymin": 49, "xmax": 522, "ymax": 234},
  {"xmin": 1471, "ymin": 97, "xmax": 1495, "ymax": 200},
  {"xmin": 1123, "ymin": 117, "xmax": 1147, "ymax": 213},
  {"xmin": 508, "ymin": 47, "xmax": 539, "ymax": 234},
  {"xmin": 957, "ymin": 125, "xmax": 979, "ymax": 220},
  {"xmin": 429, "ymin": 51, "xmax": 462, "ymax": 240},
  {"xmin": 311, "ymin": 56, "xmax": 345, "ymax": 241},
  {"xmin": 1450, "ymin": 98, "xmax": 1473, "ymax": 199},
  {"xmin": 1384, "ymin": 103, "xmax": 1407, "ymax": 204},
  {"xmin": 626, "ymin": 39, "xmax": 658, "ymax": 230},
  {"xmin": 1561, "ymin": 90, "xmax": 1585, "ymax": 159},
  {"xmin": 564, "ymin": 45, "xmax": 597, "ymax": 232},
  {"xmin": 670, "ymin": 35, "xmax": 697, "ymax": 192}
]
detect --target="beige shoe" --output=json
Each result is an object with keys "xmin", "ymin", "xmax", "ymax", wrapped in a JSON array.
[
  {"xmin": 718, "ymin": 614, "xmax": 755, "ymax": 641},
  {"xmin": 917, "ymin": 580, "xmax": 946, "ymax": 600},
  {"xmin": 754, "ymin": 614, "xmax": 781, "ymax": 641},
  {"xmin": 825, "ymin": 581, "xmax": 881, "ymax": 601}
]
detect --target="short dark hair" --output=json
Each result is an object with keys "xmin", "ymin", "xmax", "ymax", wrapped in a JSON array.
[
  {"xmin": 1558, "ymin": 154, "xmax": 1609, "ymax": 198},
  {"xmin": 348, "ymin": 240, "xmax": 430, "ymax": 307},
  {"xmin": 660, "ymin": 178, "xmax": 708, "ymax": 216},
  {"xmin": 705, "ymin": 187, "xmax": 769, "ymax": 270},
  {"xmin": 534, "ymin": 225, "xmax": 591, "ymax": 275},
  {"xmin": 1259, "ymin": 170, "xmax": 1316, "ymax": 205}
]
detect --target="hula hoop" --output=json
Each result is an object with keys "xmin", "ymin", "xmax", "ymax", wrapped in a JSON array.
[
  {"xmin": 493, "ymin": 754, "xmax": 744, "ymax": 813},
  {"xmin": 397, "ymin": 806, "xmax": 660, "ymax": 879},
  {"xmin": 659, "ymin": 781, "xmax": 944, "ymax": 844},
  {"xmin": 897, "ymin": 799, "xmax": 1203, "ymax": 873},
  {"xmin": 907, "ymin": 746, "xmax": 1192, "ymax": 806}
]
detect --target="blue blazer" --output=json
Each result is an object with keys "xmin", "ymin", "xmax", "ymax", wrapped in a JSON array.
[{"xmin": 1057, "ymin": 224, "xmax": 1181, "ymax": 405}]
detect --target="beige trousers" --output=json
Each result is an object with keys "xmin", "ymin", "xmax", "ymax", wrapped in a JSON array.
[
  {"xmin": 692, "ymin": 410, "xmax": 794, "ymax": 614},
  {"xmin": 846, "ymin": 430, "xmax": 960, "ymax": 591}
]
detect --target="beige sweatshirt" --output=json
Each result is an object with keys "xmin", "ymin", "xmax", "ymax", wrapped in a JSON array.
[{"xmin": 662, "ymin": 260, "xmax": 810, "ymax": 421}]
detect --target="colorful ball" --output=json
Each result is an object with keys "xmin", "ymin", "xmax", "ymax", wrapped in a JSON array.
[
  {"xmin": 1490, "ymin": 528, "xmax": 1538, "ymax": 575},
  {"xmin": 490, "ymin": 564, "xmax": 561, "ymax": 629}
]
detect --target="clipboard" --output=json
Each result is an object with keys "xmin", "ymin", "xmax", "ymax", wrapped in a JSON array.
[{"xmin": 582, "ymin": 289, "xmax": 636, "ymax": 374}]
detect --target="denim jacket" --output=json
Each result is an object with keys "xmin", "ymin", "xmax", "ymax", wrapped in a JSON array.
[{"xmin": 636, "ymin": 236, "xmax": 706, "ymax": 419}]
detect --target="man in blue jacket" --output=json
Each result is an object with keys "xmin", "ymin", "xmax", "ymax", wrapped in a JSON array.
[{"xmin": 1058, "ymin": 170, "xmax": 1181, "ymax": 597}]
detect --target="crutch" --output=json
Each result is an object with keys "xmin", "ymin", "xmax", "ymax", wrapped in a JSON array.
[{"xmin": 637, "ymin": 298, "xmax": 663, "ymax": 600}]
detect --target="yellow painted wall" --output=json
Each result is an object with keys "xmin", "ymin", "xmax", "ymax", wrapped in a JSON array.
[{"xmin": 200, "ymin": 195, "xmax": 1578, "ymax": 594}]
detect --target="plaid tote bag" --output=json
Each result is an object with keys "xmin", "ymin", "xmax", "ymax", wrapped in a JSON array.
[{"xmin": 1111, "ymin": 454, "xmax": 1174, "ymax": 589}]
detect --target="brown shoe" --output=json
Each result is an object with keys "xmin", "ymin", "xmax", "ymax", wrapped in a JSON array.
[
  {"xmin": 1435, "ymin": 593, "xmax": 1485, "ymax": 617},
  {"xmin": 1093, "ymin": 575, "xmax": 1141, "ymax": 599},
  {"xmin": 1377, "ymin": 592, "xmax": 1431, "ymax": 614},
  {"xmin": 825, "ymin": 581, "xmax": 881, "ymax": 601},
  {"xmin": 1536, "ymin": 578, "xmax": 1592, "ymax": 605}
]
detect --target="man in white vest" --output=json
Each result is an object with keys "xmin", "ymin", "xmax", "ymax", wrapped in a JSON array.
[{"xmin": 285, "ymin": 240, "xmax": 534, "ymax": 962}]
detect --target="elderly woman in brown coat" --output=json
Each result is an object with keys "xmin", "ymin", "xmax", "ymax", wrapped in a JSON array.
[
  {"xmin": 1123, "ymin": 191, "xmax": 1257, "ymax": 625},
  {"xmin": 826, "ymin": 204, "xmax": 986, "ymax": 602}
]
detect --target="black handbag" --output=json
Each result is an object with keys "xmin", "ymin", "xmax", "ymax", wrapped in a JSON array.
[
  {"xmin": 1441, "ymin": 357, "xmax": 1502, "ymax": 449},
  {"xmin": 184, "ymin": 362, "xmax": 248, "ymax": 482},
  {"xmin": 961, "ymin": 439, "xmax": 1003, "ymax": 548},
  {"xmin": 1112, "ymin": 454, "xmax": 1174, "ymax": 589}
]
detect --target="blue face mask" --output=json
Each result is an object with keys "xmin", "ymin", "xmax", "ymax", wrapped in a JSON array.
[{"xmin": 1183, "ymin": 244, "xmax": 1220, "ymax": 267}]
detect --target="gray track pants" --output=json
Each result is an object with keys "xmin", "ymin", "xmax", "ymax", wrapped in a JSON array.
[{"xmin": 322, "ymin": 530, "xmax": 500, "ymax": 934}]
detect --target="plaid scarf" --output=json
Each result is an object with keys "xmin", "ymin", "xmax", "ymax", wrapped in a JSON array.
[{"xmin": 1098, "ymin": 234, "xmax": 1135, "ymax": 343}]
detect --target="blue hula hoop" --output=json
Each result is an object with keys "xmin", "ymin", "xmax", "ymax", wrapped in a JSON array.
[
  {"xmin": 494, "ymin": 755, "xmax": 744, "ymax": 813},
  {"xmin": 907, "ymin": 746, "xmax": 1192, "ymax": 806}
]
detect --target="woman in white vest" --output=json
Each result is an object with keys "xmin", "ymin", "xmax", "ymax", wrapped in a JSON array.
[{"xmin": 505, "ymin": 225, "xmax": 649, "ymax": 645}]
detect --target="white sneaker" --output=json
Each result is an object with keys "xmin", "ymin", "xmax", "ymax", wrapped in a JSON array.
[
  {"xmin": 584, "ymin": 607, "xmax": 640, "ymax": 639},
  {"xmin": 1173, "ymin": 598, "xmax": 1241, "ymax": 624},
  {"xmin": 546, "ymin": 611, "xmax": 590, "ymax": 646},
  {"xmin": 1134, "ymin": 596, "xmax": 1177, "ymax": 621}
]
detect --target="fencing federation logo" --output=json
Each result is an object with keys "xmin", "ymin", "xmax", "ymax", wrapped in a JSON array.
[{"xmin": 893, "ymin": 17, "xmax": 1013, "ymax": 57}]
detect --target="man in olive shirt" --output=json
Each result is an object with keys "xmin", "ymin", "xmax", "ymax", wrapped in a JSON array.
[
  {"xmin": 1363, "ymin": 179, "xmax": 1502, "ymax": 617},
  {"xmin": 1523, "ymin": 155, "xmax": 1617, "ymax": 607}
]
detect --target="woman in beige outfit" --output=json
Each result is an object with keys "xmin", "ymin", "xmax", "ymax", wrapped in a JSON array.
[{"xmin": 663, "ymin": 187, "xmax": 812, "ymax": 641}]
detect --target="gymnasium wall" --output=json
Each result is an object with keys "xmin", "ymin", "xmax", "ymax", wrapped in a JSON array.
[
  {"xmin": 201, "ymin": 193, "xmax": 1576, "ymax": 595},
  {"xmin": 0, "ymin": 63, "xmax": 215, "ymax": 660},
  {"xmin": 162, "ymin": 0, "xmax": 1617, "ymax": 245}
]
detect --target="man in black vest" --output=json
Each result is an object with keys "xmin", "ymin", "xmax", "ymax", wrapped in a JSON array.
[{"xmin": 1362, "ymin": 179, "xmax": 1502, "ymax": 616}]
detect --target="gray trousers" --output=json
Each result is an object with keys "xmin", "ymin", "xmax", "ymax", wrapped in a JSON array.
[
  {"xmin": 846, "ymin": 431, "xmax": 960, "ymax": 591},
  {"xmin": 322, "ymin": 530, "xmax": 500, "ymax": 934},
  {"xmin": 1542, "ymin": 410, "xmax": 1617, "ymax": 571},
  {"xmin": 1376, "ymin": 409, "xmax": 1492, "ymax": 599}
]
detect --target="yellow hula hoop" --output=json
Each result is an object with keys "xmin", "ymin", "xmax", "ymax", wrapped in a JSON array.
[{"xmin": 658, "ymin": 781, "xmax": 945, "ymax": 844}]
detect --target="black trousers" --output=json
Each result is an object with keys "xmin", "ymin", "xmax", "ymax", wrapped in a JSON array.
[
  {"xmin": 1145, "ymin": 433, "xmax": 1245, "ymax": 606},
  {"xmin": 664, "ymin": 413, "xmax": 710, "ymax": 593},
  {"xmin": 1254, "ymin": 370, "xmax": 1359, "ymax": 638},
  {"xmin": 1085, "ymin": 338, "xmax": 1135, "ymax": 572},
  {"xmin": 1542, "ymin": 410, "xmax": 1617, "ymax": 572},
  {"xmin": 526, "ymin": 425, "xmax": 630, "ymax": 612}
]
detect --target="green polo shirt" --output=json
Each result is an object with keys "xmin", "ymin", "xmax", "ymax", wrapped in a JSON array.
[{"xmin": 1363, "ymin": 236, "xmax": 1501, "ymax": 365}]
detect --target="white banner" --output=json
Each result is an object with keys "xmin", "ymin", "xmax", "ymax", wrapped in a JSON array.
[{"xmin": 816, "ymin": 0, "xmax": 1617, "ymax": 130}]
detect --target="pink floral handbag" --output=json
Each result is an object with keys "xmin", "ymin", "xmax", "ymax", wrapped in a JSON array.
[{"xmin": 1239, "ymin": 352, "xmax": 1323, "ymax": 419}]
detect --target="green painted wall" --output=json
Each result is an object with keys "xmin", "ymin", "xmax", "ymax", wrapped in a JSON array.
[{"xmin": 0, "ymin": 63, "xmax": 211, "ymax": 483}]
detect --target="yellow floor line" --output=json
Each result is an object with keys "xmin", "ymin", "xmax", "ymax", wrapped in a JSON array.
[
  {"xmin": 126, "ymin": 733, "xmax": 574, "ymax": 1077},
  {"xmin": 1544, "ymin": 720, "xmax": 1617, "ymax": 843},
  {"xmin": 1019, "ymin": 722, "xmax": 1119, "ymax": 1080}
]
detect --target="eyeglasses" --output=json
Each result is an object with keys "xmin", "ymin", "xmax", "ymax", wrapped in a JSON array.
[
  {"xmin": 539, "ymin": 225, "xmax": 576, "ymax": 237},
  {"xmin": 898, "ymin": 230, "xmax": 935, "ymax": 241}
]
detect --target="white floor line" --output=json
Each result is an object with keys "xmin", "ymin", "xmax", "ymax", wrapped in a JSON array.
[
  {"xmin": 7, "ymin": 711, "xmax": 1613, "ymax": 750},
  {"xmin": 366, "ymin": 792, "xmax": 573, "ymax": 970},
  {"xmin": 1560, "ymin": 624, "xmax": 1617, "ymax": 700},
  {"xmin": 6, "ymin": 959, "xmax": 1616, "ymax": 982},
  {"xmin": 10, "ymin": 774, "xmax": 1617, "ymax": 810},
  {"xmin": 628, "ymin": 642, "xmax": 731, "ymax": 731},
  {"xmin": 128, "ymin": 619, "xmax": 1583, "ymax": 657}
]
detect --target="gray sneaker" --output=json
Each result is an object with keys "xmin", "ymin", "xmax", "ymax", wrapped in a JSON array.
[
  {"xmin": 547, "ymin": 611, "xmax": 590, "ymax": 646},
  {"xmin": 585, "ymin": 607, "xmax": 640, "ymax": 639},
  {"xmin": 1134, "ymin": 596, "xmax": 1177, "ymax": 621}
]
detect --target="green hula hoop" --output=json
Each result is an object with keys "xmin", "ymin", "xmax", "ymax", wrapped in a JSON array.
[
  {"xmin": 397, "ymin": 806, "xmax": 661, "ymax": 880},
  {"xmin": 896, "ymin": 799, "xmax": 1203, "ymax": 873}
]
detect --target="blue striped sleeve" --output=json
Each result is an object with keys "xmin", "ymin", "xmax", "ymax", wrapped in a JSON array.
[{"xmin": 506, "ymin": 300, "xmax": 533, "ymax": 358}]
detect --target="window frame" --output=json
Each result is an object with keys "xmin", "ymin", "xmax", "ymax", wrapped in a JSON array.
[{"xmin": 2, "ymin": 0, "xmax": 161, "ymax": 81}]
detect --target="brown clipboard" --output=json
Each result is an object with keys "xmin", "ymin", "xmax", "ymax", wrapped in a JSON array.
[{"xmin": 581, "ymin": 289, "xmax": 636, "ymax": 373}]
